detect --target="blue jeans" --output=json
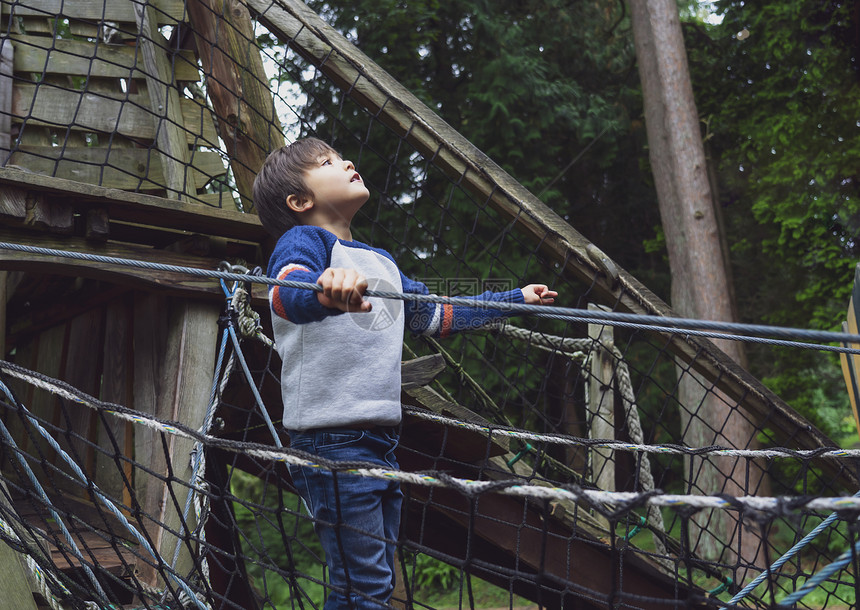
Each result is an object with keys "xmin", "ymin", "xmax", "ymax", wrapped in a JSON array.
[{"xmin": 287, "ymin": 427, "xmax": 403, "ymax": 610}]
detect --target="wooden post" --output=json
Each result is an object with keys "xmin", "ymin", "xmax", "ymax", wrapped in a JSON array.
[
  {"xmin": 62, "ymin": 309, "xmax": 105, "ymax": 481},
  {"xmin": 587, "ymin": 304, "xmax": 615, "ymax": 500},
  {"xmin": 133, "ymin": 294, "xmax": 219, "ymax": 586},
  {"xmin": 97, "ymin": 296, "xmax": 135, "ymax": 507},
  {"xmin": 133, "ymin": 0, "xmax": 195, "ymax": 200},
  {"xmin": 186, "ymin": 0, "xmax": 285, "ymax": 210}
]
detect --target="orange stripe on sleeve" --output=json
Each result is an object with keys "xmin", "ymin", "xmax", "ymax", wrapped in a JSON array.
[
  {"xmin": 271, "ymin": 264, "xmax": 310, "ymax": 321},
  {"xmin": 440, "ymin": 302, "xmax": 454, "ymax": 338}
]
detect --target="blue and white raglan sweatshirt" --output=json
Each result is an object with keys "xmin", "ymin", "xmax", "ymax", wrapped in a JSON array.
[{"xmin": 268, "ymin": 225, "xmax": 524, "ymax": 431}]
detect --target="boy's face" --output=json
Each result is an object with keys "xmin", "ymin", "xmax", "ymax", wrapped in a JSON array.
[{"xmin": 301, "ymin": 150, "xmax": 370, "ymax": 221}]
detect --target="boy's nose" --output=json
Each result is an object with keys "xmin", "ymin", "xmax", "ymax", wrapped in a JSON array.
[{"xmin": 343, "ymin": 159, "xmax": 355, "ymax": 171}]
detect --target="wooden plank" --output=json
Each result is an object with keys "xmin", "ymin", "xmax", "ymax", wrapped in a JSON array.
[
  {"xmin": 85, "ymin": 207, "xmax": 110, "ymax": 241},
  {"xmin": 14, "ymin": 489, "xmax": 139, "ymax": 576},
  {"xmin": 0, "ymin": 227, "xmax": 268, "ymax": 305},
  {"xmin": 48, "ymin": 531, "xmax": 136, "ymax": 574},
  {"xmin": 401, "ymin": 383, "xmax": 511, "ymax": 461},
  {"xmin": 28, "ymin": 196, "xmax": 74, "ymax": 233},
  {"xmin": 0, "ymin": 482, "xmax": 41, "ymax": 609},
  {"xmin": 9, "ymin": 35, "xmax": 199, "ymax": 81},
  {"xmin": 0, "ymin": 168, "xmax": 265, "ymax": 241},
  {"xmin": 400, "ymin": 354, "xmax": 445, "ymax": 388},
  {"xmin": 0, "ymin": 185, "xmax": 27, "ymax": 223},
  {"xmin": 69, "ymin": 20, "xmax": 135, "ymax": 42},
  {"xmin": 61, "ymin": 308, "xmax": 104, "ymax": 485},
  {"xmin": 10, "ymin": 16, "xmax": 54, "ymax": 36},
  {"xmin": 134, "ymin": 2, "xmax": 195, "ymax": 200},
  {"xmin": 2, "ymin": 0, "xmax": 186, "ymax": 24},
  {"xmin": 131, "ymin": 292, "xmax": 167, "ymax": 515},
  {"xmin": 28, "ymin": 323, "xmax": 66, "ymax": 470},
  {"xmin": 12, "ymin": 84, "xmax": 219, "ymax": 144},
  {"xmin": 8, "ymin": 283, "xmax": 128, "ymax": 361},
  {"xmin": 404, "ymin": 485, "xmax": 695, "ymax": 610},
  {"xmin": 0, "ymin": 40, "xmax": 12, "ymax": 155},
  {"xmin": 187, "ymin": 0, "xmax": 285, "ymax": 208},
  {"xmin": 133, "ymin": 296, "xmax": 218, "ymax": 587},
  {"xmin": 8, "ymin": 146, "xmax": 225, "ymax": 191},
  {"xmin": 97, "ymin": 296, "xmax": 135, "ymax": 509}
]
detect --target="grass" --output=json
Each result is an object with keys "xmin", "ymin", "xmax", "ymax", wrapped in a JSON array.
[{"xmin": 411, "ymin": 574, "xmax": 536, "ymax": 609}]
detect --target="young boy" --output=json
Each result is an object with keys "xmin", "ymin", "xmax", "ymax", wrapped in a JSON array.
[{"xmin": 253, "ymin": 137, "xmax": 556, "ymax": 609}]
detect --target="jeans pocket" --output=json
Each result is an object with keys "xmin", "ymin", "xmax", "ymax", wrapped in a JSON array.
[{"xmin": 316, "ymin": 429, "xmax": 365, "ymax": 451}]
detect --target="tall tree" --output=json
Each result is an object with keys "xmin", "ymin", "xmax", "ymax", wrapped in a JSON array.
[{"xmin": 628, "ymin": 0, "xmax": 762, "ymax": 569}]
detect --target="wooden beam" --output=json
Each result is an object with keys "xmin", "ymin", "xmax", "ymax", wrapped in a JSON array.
[
  {"xmin": 0, "ymin": 227, "xmax": 268, "ymax": 305},
  {"xmin": 187, "ymin": 0, "xmax": 285, "ymax": 209},
  {"xmin": 134, "ymin": 0, "xmax": 196, "ymax": 200},
  {"xmin": 0, "ymin": 168, "xmax": 267, "ymax": 242},
  {"xmin": 400, "ymin": 354, "xmax": 445, "ymax": 388},
  {"xmin": 8, "ymin": 35, "xmax": 199, "ymax": 81},
  {"xmin": 96, "ymin": 296, "xmax": 135, "ymax": 508},
  {"xmin": 404, "ymin": 485, "xmax": 698, "ymax": 610},
  {"xmin": 8, "ymin": 146, "xmax": 224, "ymax": 193},
  {"xmin": 12, "ymin": 84, "xmax": 219, "ymax": 145},
  {"xmin": 1, "ymin": 0, "xmax": 186, "ymax": 24}
]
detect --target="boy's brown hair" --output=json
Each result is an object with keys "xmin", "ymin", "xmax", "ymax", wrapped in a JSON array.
[{"xmin": 253, "ymin": 137, "xmax": 338, "ymax": 237}]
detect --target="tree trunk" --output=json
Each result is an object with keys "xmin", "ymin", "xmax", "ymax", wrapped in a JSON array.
[{"xmin": 627, "ymin": 0, "xmax": 765, "ymax": 575}]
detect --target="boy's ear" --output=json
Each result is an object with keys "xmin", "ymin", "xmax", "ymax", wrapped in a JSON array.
[{"xmin": 286, "ymin": 193, "xmax": 313, "ymax": 214}]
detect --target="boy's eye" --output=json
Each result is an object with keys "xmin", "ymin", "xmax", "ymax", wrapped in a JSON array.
[{"xmin": 321, "ymin": 159, "xmax": 332, "ymax": 166}]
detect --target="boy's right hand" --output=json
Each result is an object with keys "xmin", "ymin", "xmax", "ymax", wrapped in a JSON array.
[{"xmin": 316, "ymin": 267, "xmax": 372, "ymax": 313}]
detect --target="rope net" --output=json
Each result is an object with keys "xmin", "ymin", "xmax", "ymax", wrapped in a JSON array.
[{"xmin": 0, "ymin": 1, "xmax": 858, "ymax": 609}]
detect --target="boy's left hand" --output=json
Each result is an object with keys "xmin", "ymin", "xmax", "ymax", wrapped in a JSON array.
[{"xmin": 521, "ymin": 284, "xmax": 557, "ymax": 305}]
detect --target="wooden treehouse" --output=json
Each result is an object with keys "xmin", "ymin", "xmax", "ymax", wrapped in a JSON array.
[{"xmin": 0, "ymin": 1, "xmax": 851, "ymax": 609}]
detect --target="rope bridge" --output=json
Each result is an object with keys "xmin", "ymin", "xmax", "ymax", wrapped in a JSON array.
[
  {"xmin": 0, "ymin": 257, "xmax": 858, "ymax": 608},
  {"xmin": 0, "ymin": 0, "xmax": 859, "ymax": 609}
]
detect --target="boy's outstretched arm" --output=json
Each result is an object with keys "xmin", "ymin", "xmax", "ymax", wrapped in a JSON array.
[
  {"xmin": 521, "ymin": 284, "xmax": 557, "ymax": 305},
  {"xmin": 402, "ymin": 275, "xmax": 558, "ymax": 337}
]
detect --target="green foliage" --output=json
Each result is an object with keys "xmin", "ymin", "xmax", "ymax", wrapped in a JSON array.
[
  {"xmin": 407, "ymin": 551, "xmax": 459, "ymax": 591},
  {"xmin": 684, "ymin": 1, "xmax": 860, "ymax": 436},
  {"xmin": 230, "ymin": 469, "xmax": 327, "ymax": 608},
  {"xmin": 760, "ymin": 350, "xmax": 855, "ymax": 444},
  {"xmin": 688, "ymin": 0, "xmax": 860, "ymax": 328}
]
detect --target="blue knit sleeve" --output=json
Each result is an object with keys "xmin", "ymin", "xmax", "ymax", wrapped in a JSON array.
[
  {"xmin": 267, "ymin": 227, "xmax": 341, "ymax": 324},
  {"xmin": 401, "ymin": 273, "xmax": 524, "ymax": 337}
]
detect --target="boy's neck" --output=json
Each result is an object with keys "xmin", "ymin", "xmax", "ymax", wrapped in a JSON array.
[
  {"xmin": 322, "ymin": 222, "xmax": 353, "ymax": 241},
  {"xmin": 306, "ymin": 218, "xmax": 353, "ymax": 241}
]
